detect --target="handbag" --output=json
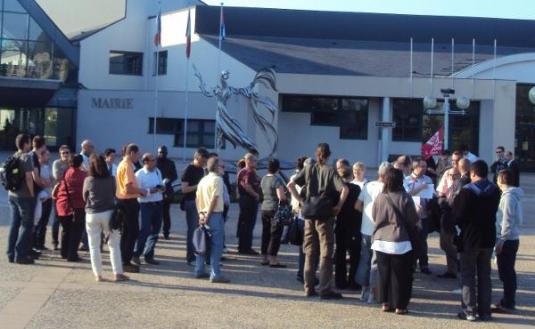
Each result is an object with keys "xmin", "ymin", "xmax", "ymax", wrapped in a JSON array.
[
  {"xmin": 109, "ymin": 202, "xmax": 124, "ymax": 230},
  {"xmin": 287, "ymin": 217, "xmax": 304, "ymax": 246},
  {"xmin": 192, "ymin": 224, "xmax": 212, "ymax": 256},
  {"xmin": 274, "ymin": 201, "xmax": 293, "ymax": 226}
]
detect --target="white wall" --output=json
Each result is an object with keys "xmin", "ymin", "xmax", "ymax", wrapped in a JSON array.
[
  {"xmin": 78, "ymin": 0, "xmax": 149, "ymax": 90},
  {"xmin": 277, "ymin": 99, "xmax": 381, "ymax": 165},
  {"xmin": 77, "ymin": 89, "xmax": 255, "ymax": 161}
]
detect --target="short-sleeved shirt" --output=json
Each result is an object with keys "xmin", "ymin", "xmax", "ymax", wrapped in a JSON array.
[
  {"xmin": 260, "ymin": 174, "xmax": 284, "ymax": 211},
  {"xmin": 135, "ymin": 168, "xmax": 164, "ymax": 203},
  {"xmin": 358, "ymin": 180, "xmax": 384, "ymax": 236},
  {"xmin": 181, "ymin": 164, "xmax": 205, "ymax": 201},
  {"xmin": 237, "ymin": 167, "xmax": 260, "ymax": 198},
  {"xmin": 8, "ymin": 151, "xmax": 34, "ymax": 198},
  {"xmin": 116, "ymin": 158, "xmax": 138, "ymax": 200},
  {"xmin": 196, "ymin": 172, "xmax": 225, "ymax": 213},
  {"xmin": 292, "ymin": 163, "xmax": 344, "ymax": 203}
]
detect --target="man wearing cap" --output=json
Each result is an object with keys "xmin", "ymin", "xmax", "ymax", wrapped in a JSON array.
[{"xmin": 156, "ymin": 145, "xmax": 178, "ymax": 239}]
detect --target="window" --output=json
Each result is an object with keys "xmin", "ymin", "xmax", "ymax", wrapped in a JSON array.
[
  {"xmin": 148, "ymin": 117, "xmax": 220, "ymax": 148},
  {"xmin": 109, "ymin": 51, "xmax": 143, "ymax": 75},
  {"xmin": 153, "ymin": 50, "xmax": 167, "ymax": 75},
  {"xmin": 393, "ymin": 99, "xmax": 423, "ymax": 142},
  {"xmin": 0, "ymin": 3, "xmax": 75, "ymax": 81},
  {"xmin": 282, "ymin": 94, "xmax": 369, "ymax": 139}
]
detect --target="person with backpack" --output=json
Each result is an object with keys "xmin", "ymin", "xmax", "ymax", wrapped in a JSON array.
[
  {"xmin": 4, "ymin": 134, "xmax": 35, "ymax": 264},
  {"xmin": 288, "ymin": 143, "xmax": 349, "ymax": 300}
]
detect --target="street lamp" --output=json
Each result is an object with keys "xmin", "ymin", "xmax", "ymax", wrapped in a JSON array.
[
  {"xmin": 424, "ymin": 88, "xmax": 468, "ymax": 150},
  {"xmin": 529, "ymin": 86, "xmax": 535, "ymax": 105}
]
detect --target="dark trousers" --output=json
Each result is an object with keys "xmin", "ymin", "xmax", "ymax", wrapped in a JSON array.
[
  {"xmin": 134, "ymin": 202, "xmax": 163, "ymax": 259},
  {"xmin": 417, "ymin": 218, "xmax": 430, "ymax": 269},
  {"xmin": 260, "ymin": 210, "xmax": 283, "ymax": 256},
  {"xmin": 118, "ymin": 198, "xmax": 140, "ymax": 265},
  {"xmin": 439, "ymin": 203, "xmax": 458, "ymax": 275},
  {"xmin": 460, "ymin": 248, "xmax": 493, "ymax": 316},
  {"xmin": 334, "ymin": 229, "xmax": 361, "ymax": 288},
  {"xmin": 59, "ymin": 208, "xmax": 85, "ymax": 261},
  {"xmin": 7, "ymin": 196, "xmax": 35, "ymax": 262},
  {"xmin": 376, "ymin": 251, "xmax": 414, "ymax": 310},
  {"xmin": 51, "ymin": 200, "xmax": 60, "ymax": 246},
  {"xmin": 238, "ymin": 196, "xmax": 258, "ymax": 252},
  {"xmin": 162, "ymin": 199, "xmax": 172, "ymax": 237},
  {"xmin": 34, "ymin": 199, "xmax": 52, "ymax": 249},
  {"xmin": 184, "ymin": 199, "xmax": 198, "ymax": 263},
  {"xmin": 497, "ymin": 240, "xmax": 519, "ymax": 308}
]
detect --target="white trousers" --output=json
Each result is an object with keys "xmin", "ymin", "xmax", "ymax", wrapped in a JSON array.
[{"xmin": 85, "ymin": 210, "xmax": 123, "ymax": 276}]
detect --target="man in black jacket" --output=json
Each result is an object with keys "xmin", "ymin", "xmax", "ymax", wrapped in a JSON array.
[
  {"xmin": 505, "ymin": 151, "xmax": 520, "ymax": 187},
  {"xmin": 453, "ymin": 160, "xmax": 501, "ymax": 322},
  {"xmin": 156, "ymin": 146, "xmax": 178, "ymax": 240}
]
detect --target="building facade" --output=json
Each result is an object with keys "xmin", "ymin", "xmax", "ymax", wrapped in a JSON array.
[{"xmin": 3, "ymin": 0, "xmax": 535, "ymax": 171}]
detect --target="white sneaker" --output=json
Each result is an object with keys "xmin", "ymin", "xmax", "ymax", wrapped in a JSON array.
[{"xmin": 360, "ymin": 287, "xmax": 370, "ymax": 302}]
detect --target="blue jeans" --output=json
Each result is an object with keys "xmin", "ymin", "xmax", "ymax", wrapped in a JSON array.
[
  {"xmin": 184, "ymin": 200, "xmax": 199, "ymax": 263},
  {"xmin": 7, "ymin": 195, "xmax": 35, "ymax": 261},
  {"xmin": 355, "ymin": 234, "xmax": 374, "ymax": 286},
  {"xmin": 134, "ymin": 202, "xmax": 163, "ymax": 259},
  {"xmin": 195, "ymin": 212, "xmax": 224, "ymax": 280}
]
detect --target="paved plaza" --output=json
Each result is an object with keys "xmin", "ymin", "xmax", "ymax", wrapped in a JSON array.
[{"xmin": 0, "ymin": 175, "xmax": 534, "ymax": 329}]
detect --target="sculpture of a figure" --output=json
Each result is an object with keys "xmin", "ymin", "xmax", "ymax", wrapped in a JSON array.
[{"xmin": 193, "ymin": 65, "xmax": 278, "ymax": 157}]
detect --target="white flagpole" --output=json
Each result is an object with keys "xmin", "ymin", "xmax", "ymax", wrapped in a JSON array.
[
  {"xmin": 153, "ymin": 30, "xmax": 160, "ymax": 152},
  {"xmin": 430, "ymin": 38, "xmax": 434, "ymax": 94},
  {"xmin": 183, "ymin": 58, "xmax": 190, "ymax": 162},
  {"xmin": 472, "ymin": 38, "xmax": 476, "ymax": 97},
  {"xmin": 451, "ymin": 37, "xmax": 455, "ymax": 89},
  {"xmin": 214, "ymin": 2, "xmax": 224, "ymax": 153},
  {"xmin": 409, "ymin": 37, "xmax": 413, "ymax": 96}
]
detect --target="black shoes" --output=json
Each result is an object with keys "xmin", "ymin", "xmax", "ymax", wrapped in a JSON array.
[
  {"xmin": 123, "ymin": 263, "xmax": 140, "ymax": 273},
  {"xmin": 145, "ymin": 258, "xmax": 160, "ymax": 265},
  {"xmin": 16, "ymin": 257, "xmax": 35, "ymax": 265},
  {"xmin": 238, "ymin": 249, "xmax": 259, "ymax": 255},
  {"xmin": 420, "ymin": 268, "xmax": 432, "ymax": 275},
  {"xmin": 320, "ymin": 291, "xmax": 343, "ymax": 300},
  {"xmin": 305, "ymin": 290, "xmax": 318, "ymax": 297}
]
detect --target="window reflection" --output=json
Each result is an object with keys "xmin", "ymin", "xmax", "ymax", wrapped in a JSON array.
[{"xmin": 0, "ymin": 2, "xmax": 73, "ymax": 82}]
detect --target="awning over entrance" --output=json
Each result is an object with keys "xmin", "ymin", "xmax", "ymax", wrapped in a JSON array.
[{"xmin": 0, "ymin": 77, "xmax": 61, "ymax": 107}]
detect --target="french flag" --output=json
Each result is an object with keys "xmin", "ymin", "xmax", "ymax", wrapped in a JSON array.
[
  {"xmin": 219, "ymin": 5, "xmax": 226, "ymax": 42},
  {"xmin": 185, "ymin": 9, "xmax": 191, "ymax": 58},
  {"xmin": 154, "ymin": 10, "xmax": 161, "ymax": 47}
]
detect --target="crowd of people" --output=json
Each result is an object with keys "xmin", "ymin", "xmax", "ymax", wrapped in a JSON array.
[{"xmin": 3, "ymin": 134, "xmax": 524, "ymax": 321}]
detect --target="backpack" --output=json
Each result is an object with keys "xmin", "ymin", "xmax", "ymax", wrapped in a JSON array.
[{"xmin": 1, "ymin": 156, "xmax": 24, "ymax": 192}]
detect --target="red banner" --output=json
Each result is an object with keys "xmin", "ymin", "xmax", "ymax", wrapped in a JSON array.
[{"xmin": 422, "ymin": 128, "xmax": 443, "ymax": 159}]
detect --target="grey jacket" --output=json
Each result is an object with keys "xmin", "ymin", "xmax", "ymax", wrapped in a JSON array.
[
  {"xmin": 372, "ymin": 191, "xmax": 419, "ymax": 243},
  {"xmin": 496, "ymin": 186, "xmax": 523, "ymax": 241}
]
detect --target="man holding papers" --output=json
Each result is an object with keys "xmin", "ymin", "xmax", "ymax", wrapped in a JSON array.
[{"xmin": 404, "ymin": 159, "xmax": 435, "ymax": 274}]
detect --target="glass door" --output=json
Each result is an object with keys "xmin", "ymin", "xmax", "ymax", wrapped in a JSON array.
[{"xmin": 515, "ymin": 84, "xmax": 535, "ymax": 171}]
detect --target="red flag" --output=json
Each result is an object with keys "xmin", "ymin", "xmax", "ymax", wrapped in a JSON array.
[
  {"xmin": 154, "ymin": 10, "xmax": 161, "ymax": 47},
  {"xmin": 185, "ymin": 9, "xmax": 191, "ymax": 58},
  {"xmin": 422, "ymin": 128, "xmax": 444, "ymax": 160}
]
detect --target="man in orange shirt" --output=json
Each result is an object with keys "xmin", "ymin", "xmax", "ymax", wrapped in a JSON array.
[{"xmin": 116, "ymin": 144, "xmax": 147, "ymax": 273}]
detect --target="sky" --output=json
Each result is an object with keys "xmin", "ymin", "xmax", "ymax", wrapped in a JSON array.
[{"xmin": 203, "ymin": 0, "xmax": 535, "ymax": 20}]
